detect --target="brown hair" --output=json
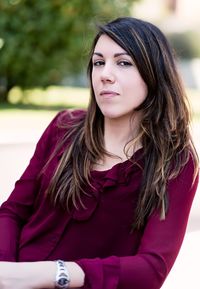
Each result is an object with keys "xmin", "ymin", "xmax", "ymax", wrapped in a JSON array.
[{"xmin": 46, "ymin": 17, "xmax": 199, "ymax": 230}]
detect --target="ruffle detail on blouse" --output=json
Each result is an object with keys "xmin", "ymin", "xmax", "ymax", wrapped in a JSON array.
[{"xmin": 71, "ymin": 148, "xmax": 144, "ymax": 221}]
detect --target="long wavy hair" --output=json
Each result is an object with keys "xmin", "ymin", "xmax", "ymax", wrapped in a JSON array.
[{"xmin": 46, "ymin": 17, "xmax": 199, "ymax": 230}]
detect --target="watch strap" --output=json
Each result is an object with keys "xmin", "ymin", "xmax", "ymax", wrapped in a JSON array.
[{"xmin": 55, "ymin": 260, "xmax": 70, "ymax": 289}]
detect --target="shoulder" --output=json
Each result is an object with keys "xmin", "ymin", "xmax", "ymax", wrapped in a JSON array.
[
  {"xmin": 35, "ymin": 109, "xmax": 87, "ymax": 160},
  {"xmin": 52, "ymin": 108, "xmax": 87, "ymax": 142},
  {"xmin": 168, "ymin": 151, "xmax": 199, "ymax": 198},
  {"xmin": 178, "ymin": 151, "xmax": 199, "ymax": 184},
  {"xmin": 56, "ymin": 108, "xmax": 87, "ymax": 126},
  {"xmin": 38, "ymin": 109, "xmax": 87, "ymax": 146},
  {"xmin": 45, "ymin": 109, "xmax": 86, "ymax": 135}
]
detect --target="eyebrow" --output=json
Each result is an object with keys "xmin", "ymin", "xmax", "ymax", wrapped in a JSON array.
[{"xmin": 93, "ymin": 52, "xmax": 130, "ymax": 57}]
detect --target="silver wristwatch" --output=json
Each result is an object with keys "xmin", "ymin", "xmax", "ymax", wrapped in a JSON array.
[{"xmin": 55, "ymin": 260, "xmax": 70, "ymax": 289}]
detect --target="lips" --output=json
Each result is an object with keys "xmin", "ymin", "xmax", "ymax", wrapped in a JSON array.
[{"xmin": 100, "ymin": 90, "xmax": 119, "ymax": 97}]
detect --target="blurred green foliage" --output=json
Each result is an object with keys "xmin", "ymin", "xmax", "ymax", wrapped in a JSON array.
[
  {"xmin": 167, "ymin": 30, "xmax": 200, "ymax": 59},
  {"xmin": 0, "ymin": 0, "xmax": 137, "ymax": 102}
]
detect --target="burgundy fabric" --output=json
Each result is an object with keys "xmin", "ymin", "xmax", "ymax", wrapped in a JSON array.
[{"xmin": 0, "ymin": 110, "xmax": 198, "ymax": 289}]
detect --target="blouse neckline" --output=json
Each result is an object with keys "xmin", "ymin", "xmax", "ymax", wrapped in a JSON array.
[{"xmin": 91, "ymin": 147, "xmax": 144, "ymax": 176}]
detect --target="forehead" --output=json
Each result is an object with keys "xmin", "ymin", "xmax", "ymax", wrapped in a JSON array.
[{"xmin": 93, "ymin": 34, "xmax": 126, "ymax": 54}]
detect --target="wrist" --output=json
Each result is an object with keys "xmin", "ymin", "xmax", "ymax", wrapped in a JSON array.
[
  {"xmin": 54, "ymin": 260, "xmax": 85, "ymax": 288},
  {"xmin": 65, "ymin": 261, "xmax": 85, "ymax": 288},
  {"xmin": 25, "ymin": 260, "xmax": 85, "ymax": 289},
  {"xmin": 55, "ymin": 260, "xmax": 70, "ymax": 288}
]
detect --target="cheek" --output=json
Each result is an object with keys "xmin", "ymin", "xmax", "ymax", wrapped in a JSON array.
[
  {"xmin": 127, "ymin": 76, "xmax": 148, "ymax": 105},
  {"xmin": 91, "ymin": 71, "xmax": 97, "ymax": 90},
  {"xmin": 91, "ymin": 73, "xmax": 99, "ymax": 102},
  {"xmin": 140, "ymin": 81, "xmax": 148, "ymax": 99},
  {"xmin": 131, "ymin": 74, "xmax": 148, "ymax": 96}
]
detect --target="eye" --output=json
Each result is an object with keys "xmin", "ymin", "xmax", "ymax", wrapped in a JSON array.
[
  {"xmin": 117, "ymin": 60, "xmax": 133, "ymax": 66},
  {"xmin": 93, "ymin": 60, "xmax": 105, "ymax": 66}
]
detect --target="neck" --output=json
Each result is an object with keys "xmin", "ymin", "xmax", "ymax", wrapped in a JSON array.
[{"xmin": 104, "ymin": 113, "xmax": 142, "ymax": 158}]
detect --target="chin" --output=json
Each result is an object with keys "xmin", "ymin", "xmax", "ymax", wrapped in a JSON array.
[
  {"xmin": 103, "ymin": 112, "xmax": 130, "ymax": 121},
  {"xmin": 100, "ymin": 107, "xmax": 131, "ymax": 119},
  {"xmin": 101, "ymin": 110, "xmax": 120, "ymax": 119}
]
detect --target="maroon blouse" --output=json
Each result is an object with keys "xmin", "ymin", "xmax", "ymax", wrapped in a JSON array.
[{"xmin": 0, "ymin": 110, "xmax": 198, "ymax": 289}]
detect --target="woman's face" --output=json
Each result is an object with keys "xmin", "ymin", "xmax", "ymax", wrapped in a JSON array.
[{"xmin": 92, "ymin": 34, "xmax": 148, "ymax": 121}]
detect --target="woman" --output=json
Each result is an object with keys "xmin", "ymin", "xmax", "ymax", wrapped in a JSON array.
[{"xmin": 0, "ymin": 17, "xmax": 199, "ymax": 289}]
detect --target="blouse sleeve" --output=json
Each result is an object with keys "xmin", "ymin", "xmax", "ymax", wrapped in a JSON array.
[
  {"xmin": 76, "ymin": 155, "xmax": 199, "ymax": 289},
  {"xmin": 0, "ymin": 110, "xmax": 65, "ymax": 261}
]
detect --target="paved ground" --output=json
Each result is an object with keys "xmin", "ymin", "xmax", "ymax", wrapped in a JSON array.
[{"xmin": 0, "ymin": 114, "xmax": 199, "ymax": 288}]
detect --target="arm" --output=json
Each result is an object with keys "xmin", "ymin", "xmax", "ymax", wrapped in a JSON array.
[
  {"xmin": 0, "ymin": 261, "xmax": 84, "ymax": 288},
  {"xmin": 0, "ymin": 111, "xmax": 65, "ymax": 261}
]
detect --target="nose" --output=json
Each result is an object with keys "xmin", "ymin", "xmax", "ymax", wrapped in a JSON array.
[{"xmin": 100, "ymin": 63, "xmax": 115, "ymax": 83}]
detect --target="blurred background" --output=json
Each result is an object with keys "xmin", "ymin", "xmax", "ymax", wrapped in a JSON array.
[{"xmin": 0, "ymin": 0, "xmax": 200, "ymax": 288}]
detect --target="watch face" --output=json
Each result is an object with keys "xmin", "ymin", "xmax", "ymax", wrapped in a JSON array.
[
  {"xmin": 58, "ymin": 277, "xmax": 69, "ymax": 287},
  {"xmin": 58, "ymin": 277, "xmax": 68, "ymax": 286}
]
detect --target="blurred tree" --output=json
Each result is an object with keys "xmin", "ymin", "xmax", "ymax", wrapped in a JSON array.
[
  {"xmin": 0, "ymin": 0, "xmax": 138, "ymax": 103},
  {"xmin": 167, "ymin": 31, "xmax": 200, "ymax": 59}
]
